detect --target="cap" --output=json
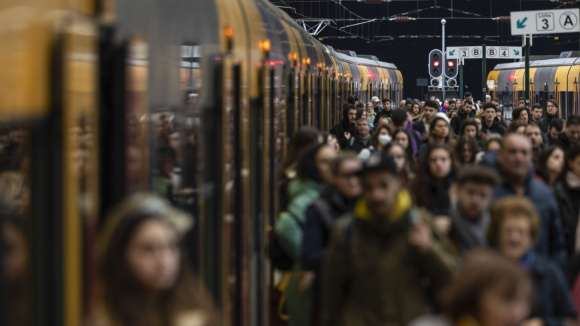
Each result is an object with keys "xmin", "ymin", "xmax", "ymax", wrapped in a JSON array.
[
  {"xmin": 371, "ymin": 96, "xmax": 380, "ymax": 103},
  {"xmin": 405, "ymin": 98, "xmax": 413, "ymax": 105},
  {"xmin": 359, "ymin": 151, "xmax": 398, "ymax": 176}
]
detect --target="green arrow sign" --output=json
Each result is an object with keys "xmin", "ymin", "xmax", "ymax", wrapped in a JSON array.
[
  {"xmin": 514, "ymin": 49, "xmax": 520, "ymax": 56},
  {"xmin": 449, "ymin": 50, "xmax": 455, "ymax": 56},
  {"xmin": 517, "ymin": 17, "xmax": 527, "ymax": 28}
]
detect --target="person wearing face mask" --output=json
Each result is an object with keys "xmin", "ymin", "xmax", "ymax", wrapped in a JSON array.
[
  {"xmin": 487, "ymin": 197, "xmax": 576, "ymax": 326},
  {"xmin": 369, "ymin": 124, "xmax": 394, "ymax": 152},
  {"xmin": 301, "ymin": 152, "xmax": 363, "ymax": 325},
  {"xmin": 410, "ymin": 144, "xmax": 458, "ymax": 235},
  {"xmin": 539, "ymin": 100, "xmax": 564, "ymax": 134},
  {"xmin": 481, "ymin": 134, "xmax": 567, "ymax": 266}
]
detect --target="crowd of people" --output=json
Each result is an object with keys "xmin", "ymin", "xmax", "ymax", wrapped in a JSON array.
[{"xmin": 273, "ymin": 93, "xmax": 580, "ymax": 326}]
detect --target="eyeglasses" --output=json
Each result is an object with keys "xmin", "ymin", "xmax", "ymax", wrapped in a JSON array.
[{"xmin": 547, "ymin": 105, "xmax": 556, "ymax": 108}]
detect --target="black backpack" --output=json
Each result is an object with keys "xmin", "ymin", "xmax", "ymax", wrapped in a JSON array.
[{"xmin": 269, "ymin": 211, "xmax": 304, "ymax": 271}]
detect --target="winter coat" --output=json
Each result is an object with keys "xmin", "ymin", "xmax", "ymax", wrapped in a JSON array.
[
  {"xmin": 481, "ymin": 151, "xmax": 567, "ymax": 266},
  {"xmin": 301, "ymin": 185, "xmax": 356, "ymax": 322},
  {"xmin": 550, "ymin": 132, "xmax": 576, "ymax": 153},
  {"xmin": 539, "ymin": 113, "xmax": 562, "ymax": 134},
  {"xmin": 346, "ymin": 136, "xmax": 371, "ymax": 154},
  {"xmin": 374, "ymin": 108, "xmax": 392, "ymax": 126},
  {"xmin": 481, "ymin": 119, "xmax": 505, "ymax": 136},
  {"xmin": 274, "ymin": 178, "xmax": 321, "ymax": 326},
  {"xmin": 527, "ymin": 252, "xmax": 577, "ymax": 326},
  {"xmin": 553, "ymin": 179, "xmax": 580, "ymax": 255},
  {"xmin": 450, "ymin": 109, "xmax": 475, "ymax": 136},
  {"xmin": 331, "ymin": 110, "xmax": 358, "ymax": 149},
  {"xmin": 320, "ymin": 190, "xmax": 456, "ymax": 326}
]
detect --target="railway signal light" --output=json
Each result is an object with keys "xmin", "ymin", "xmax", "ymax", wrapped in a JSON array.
[
  {"xmin": 445, "ymin": 58, "xmax": 458, "ymax": 78},
  {"xmin": 429, "ymin": 49, "xmax": 443, "ymax": 78}
]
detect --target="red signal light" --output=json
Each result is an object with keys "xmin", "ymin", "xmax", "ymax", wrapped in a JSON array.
[
  {"xmin": 448, "ymin": 61, "xmax": 454, "ymax": 67},
  {"xmin": 433, "ymin": 61, "xmax": 440, "ymax": 67}
]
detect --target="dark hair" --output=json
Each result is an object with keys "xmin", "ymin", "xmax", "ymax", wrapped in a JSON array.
[
  {"xmin": 532, "ymin": 104, "xmax": 543, "ymax": 110},
  {"xmin": 464, "ymin": 100, "xmax": 474, "ymax": 106},
  {"xmin": 355, "ymin": 108, "xmax": 365, "ymax": 120},
  {"xmin": 296, "ymin": 143, "xmax": 329, "ymax": 183},
  {"xmin": 392, "ymin": 129, "xmax": 415, "ymax": 165},
  {"xmin": 506, "ymin": 122, "xmax": 527, "ymax": 135},
  {"xmin": 455, "ymin": 135, "xmax": 480, "ymax": 165},
  {"xmin": 464, "ymin": 92, "xmax": 472, "ymax": 98},
  {"xmin": 547, "ymin": 99, "xmax": 559, "ymax": 109},
  {"xmin": 411, "ymin": 103, "xmax": 422, "ymax": 116},
  {"xmin": 98, "ymin": 194, "xmax": 217, "ymax": 326},
  {"xmin": 459, "ymin": 119, "xmax": 479, "ymax": 137},
  {"xmin": 455, "ymin": 165, "xmax": 501, "ymax": 186},
  {"xmin": 370, "ymin": 124, "xmax": 394, "ymax": 149},
  {"xmin": 491, "ymin": 98, "xmax": 500, "ymax": 103},
  {"xmin": 424, "ymin": 100, "xmax": 439, "ymax": 111},
  {"xmin": 519, "ymin": 97, "xmax": 525, "ymax": 101},
  {"xmin": 443, "ymin": 249, "xmax": 531, "ymax": 324},
  {"xmin": 391, "ymin": 109, "xmax": 409, "ymax": 127},
  {"xmin": 562, "ymin": 146, "xmax": 580, "ymax": 181},
  {"xmin": 428, "ymin": 117, "xmax": 455, "ymax": 146},
  {"xmin": 347, "ymin": 95, "xmax": 358, "ymax": 104},
  {"xmin": 382, "ymin": 98, "xmax": 391, "ymax": 103},
  {"xmin": 355, "ymin": 102, "xmax": 365, "ymax": 110},
  {"xmin": 482, "ymin": 103, "xmax": 497, "ymax": 112},
  {"xmin": 566, "ymin": 115, "xmax": 580, "ymax": 127},
  {"xmin": 549, "ymin": 119, "xmax": 564, "ymax": 132},
  {"xmin": 484, "ymin": 134, "xmax": 503, "ymax": 151},
  {"xmin": 410, "ymin": 144, "xmax": 457, "ymax": 209},
  {"xmin": 512, "ymin": 106, "xmax": 529, "ymax": 122},
  {"xmin": 384, "ymin": 141, "xmax": 414, "ymax": 180},
  {"xmin": 282, "ymin": 127, "xmax": 320, "ymax": 173},
  {"xmin": 536, "ymin": 146, "xmax": 564, "ymax": 185}
]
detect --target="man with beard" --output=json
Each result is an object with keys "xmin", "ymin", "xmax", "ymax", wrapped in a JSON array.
[
  {"xmin": 331, "ymin": 105, "xmax": 358, "ymax": 149},
  {"xmin": 531, "ymin": 104, "xmax": 543, "ymax": 124},
  {"xmin": 482, "ymin": 134, "xmax": 566, "ymax": 266},
  {"xmin": 413, "ymin": 100, "xmax": 439, "ymax": 136}
]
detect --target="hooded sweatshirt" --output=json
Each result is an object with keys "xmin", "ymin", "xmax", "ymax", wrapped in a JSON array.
[
  {"xmin": 482, "ymin": 119, "xmax": 505, "ymax": 136},
  {"xmin": 331, "ymin": 108, "xmax": 358, "ymax": 149}
]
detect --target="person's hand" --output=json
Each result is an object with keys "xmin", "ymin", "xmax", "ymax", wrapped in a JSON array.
[
  {"xmin": 408, "ymin": 222, "xmax": 433, "ymax": 254},
  {"xmin": 344, "ymin": 132, "xmax": 351, "ymax": 140},
  {"xmin": 521, "ymin": 318, "xmax": 544, "ymax": 326},
  {"xmin": 433, "ymin": 216, "xmax": 452, "ymax": 234},
  {"xmin": 298, "ymin": 271, "xmax": 315, "ymax": 292}
]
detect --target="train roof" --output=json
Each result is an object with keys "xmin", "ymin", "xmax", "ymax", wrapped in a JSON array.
[
  {"xmin": 326, "ymin": 46, "xmax": 398, "ymax": 70},
  {"xmin": 492, "ymin": 55, "xmax": 580, "ymax": 70}
]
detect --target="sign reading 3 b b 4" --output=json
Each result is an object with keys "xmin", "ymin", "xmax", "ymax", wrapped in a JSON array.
[
  {"xmin": 511, "ymin": 8, "xmax": 580, "ymax": 35},
  {"xmin": 447, "ymin": 46, "xmax": 521, "ymax": 59}
]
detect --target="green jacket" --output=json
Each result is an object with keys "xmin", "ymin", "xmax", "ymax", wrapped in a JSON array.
[
  {"xmin": 274, "ymin": 178, "xmax": 321, "ymax": 326},
  {"xmin": 320, "ymin": 190, "xmax": 456, "ymax": 326}
]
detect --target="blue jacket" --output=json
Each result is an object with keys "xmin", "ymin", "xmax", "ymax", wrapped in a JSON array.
[
  {"xmin": 482, "ymin": 151, "xmax": 567, "ymax": 266},
  {"xmin": 526, "ymin": 252, "xmax": 577, "ymax": 326}
]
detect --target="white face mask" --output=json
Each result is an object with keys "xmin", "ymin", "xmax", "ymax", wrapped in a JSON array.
[{"xmin": 378, "ymin": 134, "xmax": 392, "ymax": 146}]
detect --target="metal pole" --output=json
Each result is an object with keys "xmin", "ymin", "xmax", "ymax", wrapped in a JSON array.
[
  {"xmin": 525, "ymin": 35, "xmax": 530, "ymax": 106},
  {"xmin": 482, "ymin": 44, "xmax": 486, "ymax": 103},
  {"xmin": 442, "ymin": 20, "xmax": 446, "ymax": 101},
  {"xmin": 460, "ymin": 58, "xmax": 464, "ymax": 100}
]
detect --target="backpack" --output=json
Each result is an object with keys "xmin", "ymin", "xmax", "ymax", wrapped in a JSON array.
[{"xmin": 269, "ymin": 211, "xmax": 304, "ymax": 271}]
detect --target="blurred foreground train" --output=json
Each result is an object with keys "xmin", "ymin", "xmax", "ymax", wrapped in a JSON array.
[
  {"xmin": 0, "ymin": 0, "xmax": 402, "ymax": 325},
  {"xmin": 488, "ymin": 51, "xmax": 580, "ymax": 122}
]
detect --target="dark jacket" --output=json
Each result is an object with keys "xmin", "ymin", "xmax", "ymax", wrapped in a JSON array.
[
  {"xmin": 539, "ymin": 113, "xmax": 562, "ymax": 134},
  {"xmin": 482, "ymin": 119, "xmax": 505, "ymax": 136},
  {"xmin": 449, "ymin": 109, "xmax": 475, "ymax": 135},
  {"xmin": 331, "ymin": 109, "xmax": 358, "ymax": 149},
  {"xmin": 482, "ymin": 151, "xmax": 567, "ymax": 266},
  {"xmin": 550, "ymin": 132, "xmax": 575, "ymax": 153},
  {"xmin": 413, "ymin": 119, "xmax": 428, "ymax": 136},
  {"xmin": 302, "ymin": 185, "xmax": 356, "ymax": 271},
  {"xmin": 346, "ymin": 135, "xmax": 371, "ymax": 154},
  {"xmin": 527, "ymin": 252, "xmax": 577, "ymax": 326},
  {"xmin": 373, "ymin": 108, "xmax": 392, "ymax": 126},
  {"xmin": 320, "ymin": 191, "xmax": 456, "ymax": 326},
  {"xmin": 553, "ymin": 180, "xmax": 580, "ymax": 255}
]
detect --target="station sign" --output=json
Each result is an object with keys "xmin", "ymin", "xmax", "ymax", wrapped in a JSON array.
[
  {"xmin": 510, "ymin": 8, "xmax": 580, "ymax": 35},
  {"xmin": 447, "ymin": 46, "xmax": 521, "ymax": 59}
]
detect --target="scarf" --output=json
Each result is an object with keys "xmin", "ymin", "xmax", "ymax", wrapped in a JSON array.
[
  {"xmin": 450, "ymin": 206, "xmax": 490, "ymax": 254},
  {"xmin": 567, "ymin": 171, "xmax": 580, "ymax": 253}
]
